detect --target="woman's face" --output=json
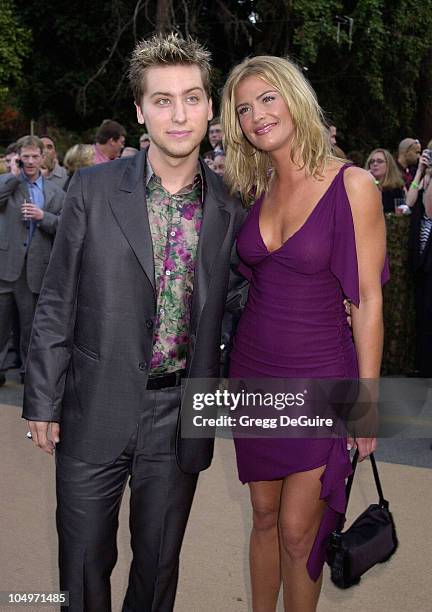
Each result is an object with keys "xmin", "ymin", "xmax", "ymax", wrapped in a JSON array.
[
  {"xmin": 368, "ymin": 151, "xmax": 387, "ymax": 181},
  {"xmin": 234, "ymin": 75, "xmax": 294, "ymax": 154}
]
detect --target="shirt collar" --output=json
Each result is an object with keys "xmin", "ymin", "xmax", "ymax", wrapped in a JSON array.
[
  {"xmin": 21, "ymin": 170, "xmax": 43, "ymax": 188},
  {"xmin": 145, "ymin": 157, "xmax": 203, "ymax": 199}
]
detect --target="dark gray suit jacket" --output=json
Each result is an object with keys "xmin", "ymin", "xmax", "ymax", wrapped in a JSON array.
[
  {"xmin": 22, "ymin": 151, "xmax": 247, "ymax": 472},
  {"xmin": 0, "ymin": 173, "xmax": 65, "ymax": 293}
]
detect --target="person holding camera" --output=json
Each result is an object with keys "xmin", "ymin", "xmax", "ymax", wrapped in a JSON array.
[
  {"xmin": 407, "ymin": 142, "xmax": 432, "ymax": 376},
  {"xmin": 0, "ymin": 135, "xmax": 64, "ymax": 385}
]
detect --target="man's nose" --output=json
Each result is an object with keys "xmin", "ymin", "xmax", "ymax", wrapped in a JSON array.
[{"xmin": 172, "ymin": 101, "xmax": 187, "ymax": 123}]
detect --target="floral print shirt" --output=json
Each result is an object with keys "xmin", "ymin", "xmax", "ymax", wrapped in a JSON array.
[{"xmin": 146, "ymin": 162, "xmax": 203, "ymax": 372}]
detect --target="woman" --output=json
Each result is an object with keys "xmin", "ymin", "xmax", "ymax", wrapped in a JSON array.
[
  {"xmin": 221, "ymin": 56, "xmax": 388, "ymax": 611},
  {"xmin": 407, "ymin": 144, "xmax": 432, "ymax": 376},
  {"xmin": 63, "ymin": 143, "xmax": 95, "ymax": 191},
  {"xmin": 365, "ymin": 148, "xmax": 406, "ymax": 213}
]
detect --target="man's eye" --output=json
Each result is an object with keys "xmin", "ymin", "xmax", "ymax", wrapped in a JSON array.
[
  {"xmin": 187, "ymin": 95, "xmax": 199, "ymax": 103},
  {"xmin": 156, "ymin": 99, "xmax": 170, "ymax": 105}
]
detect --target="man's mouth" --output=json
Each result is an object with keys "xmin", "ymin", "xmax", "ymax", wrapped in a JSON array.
[{"xmin": 167, "ymin": 131, "xmax": 192, "ymax": 138}]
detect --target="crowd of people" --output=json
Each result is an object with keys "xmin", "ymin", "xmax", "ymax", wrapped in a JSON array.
[
  {"xmin": 0, "ymin": 119, "xmax": 430, "ymax": 387},
  {"xmin": 0, "ymin": 31, "xmax": 430, "ymax": 612}
]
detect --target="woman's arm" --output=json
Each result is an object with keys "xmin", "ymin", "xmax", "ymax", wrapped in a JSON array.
[
  {"xmin": 406, "ymin": 151, "xmax": 430, "ymax": 207},
  {"xmin": 344, "ymin": 167, "xmax": 386, "ymax": 459}
]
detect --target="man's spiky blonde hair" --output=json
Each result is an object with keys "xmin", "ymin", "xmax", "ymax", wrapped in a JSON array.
[{"xmin": 129, "ymin": 32, "xmax": 212, "ymax": 104}]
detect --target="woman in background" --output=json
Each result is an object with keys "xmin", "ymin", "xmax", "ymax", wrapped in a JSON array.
[
  {"xmin": 63, "ymin": 144, "xmax": 95, "ymax": 191},
  {"xmin": 222, "ymin": 56, "xmax": 388, "ymax": 612},
  {"xmin": 365, "ymin": 148, "xmax": 406, "ymax": 213}
]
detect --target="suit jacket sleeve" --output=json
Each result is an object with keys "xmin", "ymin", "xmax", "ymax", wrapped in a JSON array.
[
  {"xmin": 22, "ymin": 171, "xmax": 86, "ymax": 422},
  {"xmin": 38, "ymin": 207, "xmax": 61, "ymax": 235},
  {"xmin": 0, "ymin": 174, "xmax": 20, "ymax": 208}
]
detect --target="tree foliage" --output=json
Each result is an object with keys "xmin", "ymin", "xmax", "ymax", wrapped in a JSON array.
[
  {"xmin": 0, "ymin": 0, "xmax": 31, "ymax": 106},
  {"xmin": 8, "ymin": 0, "xmax": 432, "ymax": 152}
]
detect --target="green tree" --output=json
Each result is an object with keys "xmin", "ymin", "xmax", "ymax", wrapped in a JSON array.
[
  {"xmin": 0, "ymin": 0, "xmax": 30, "ymax": 106},
  {"xmin": 9, "ymin": 0, "xmax": 432, "ymax": 152}
]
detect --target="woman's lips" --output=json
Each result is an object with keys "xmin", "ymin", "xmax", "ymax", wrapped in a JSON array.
[{"xmin": 255, "ymin": 123, "xmax": 277, "ymax": 135}]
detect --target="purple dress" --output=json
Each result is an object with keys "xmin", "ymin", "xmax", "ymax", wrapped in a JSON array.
[{"xmin": 230, "ymin": 164, "xmax": 389, "ymax": 581}]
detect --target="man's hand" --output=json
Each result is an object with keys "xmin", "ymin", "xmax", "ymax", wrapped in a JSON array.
[
  {"xmin": 27, "ymin": 421, "xmax": 60, "ymax": 455},
  {"xmin": 21, "ymin": 202, "xmax": 44, "ymax": 221},
  {"xmin": 343, "ymin": 299, "xmax": 352, "ymax": 327}
]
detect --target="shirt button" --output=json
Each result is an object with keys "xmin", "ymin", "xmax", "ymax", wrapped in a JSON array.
[
  {"xmin": 138, "ymin": 361, "xmax": 147, "ymax": 371},
  {"xmin": 146, "ymin": 319, "xmax": 153, "ymax": 329},
  {"xmin": 165, "ymin": 270, "xmax": 171, "ymax": 276},
  {"xmin": 170, "ymin": 231, "xmax": 176, "ymax": 237},
  {"xmin": 160, "ymin": 308, "xmax": 165, "ymax": 315}
]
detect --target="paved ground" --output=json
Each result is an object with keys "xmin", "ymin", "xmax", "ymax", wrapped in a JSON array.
[{"xmin": 1, "ymin": 372, "xmax": 431, "ymax": 611}]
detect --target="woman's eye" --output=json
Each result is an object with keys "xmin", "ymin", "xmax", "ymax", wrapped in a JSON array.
[
  {"xmin": 263, "ymin": 95, "xmax": 275, "ymax": 103},
  {"xmin": 238, "ymin": 106, "xmax": 249, "ymax": 115}
]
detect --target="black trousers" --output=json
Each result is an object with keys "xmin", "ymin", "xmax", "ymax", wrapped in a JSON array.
[
  {"xmin": 0, "ymin": 266, "xmax": 37, "ymax": 374},
  {"xmin": 56, "ymin": 387, "xmax": 198, "ymax": 612}
]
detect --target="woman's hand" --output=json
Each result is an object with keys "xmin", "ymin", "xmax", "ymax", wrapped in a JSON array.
[{"xmin": 347, "ymin": 436, "xmax": 377, "ymax": 461}]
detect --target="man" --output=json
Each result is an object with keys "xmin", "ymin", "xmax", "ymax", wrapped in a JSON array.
[
  {"xmin": 328, "ymin": 124, "xmax": 337, "ymax": 146},
  {"xmin": 207, "ymin": 116, "xmax": 223, "ymax": 152},
  {"xmin": 23, "ymin": 33, "xmax": 246, "ymax": 612},
  {"xmin": 41, "ymin": 136, "xmax": 69, "ymax": 189},
  {"xmin": 4, "ymin": 143, "xmax": 19, "ymax": 174},
  {"xmin": 93, "ymin": 118, "xmax": 126, "ymax": 163},
  {"xmin": 0, "ymin": 135, "xmax": 64, "ymax": 384},
  {"xmin": 397, "ymin": 137, "xmax": 421, "ymax": 189},
  {"xmin": 139, "ymin": 132, "xmax": 151, "ymax": 149}
]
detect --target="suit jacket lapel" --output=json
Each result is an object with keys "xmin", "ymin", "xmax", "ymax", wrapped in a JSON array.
[
  {"xmin": 42, "ymin": 179, "xmax": 56, "ymax": 211},
  {"xmin": 108, "ymin": 151, "xmax": 156, "ymax": 294},
  {"xmin": 190, "ymin": 162, "xmax": 230, "ymax": 334}
]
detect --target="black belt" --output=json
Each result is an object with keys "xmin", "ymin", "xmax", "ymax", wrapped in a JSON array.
[{"xmin": 146, "ymin": 369, "xmax": 185, "ymax": 390}]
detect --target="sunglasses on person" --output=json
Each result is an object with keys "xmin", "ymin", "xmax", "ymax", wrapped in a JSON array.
[{"xmin": 369, "ymin": 158, "xmax": 386, "ymax": 165}]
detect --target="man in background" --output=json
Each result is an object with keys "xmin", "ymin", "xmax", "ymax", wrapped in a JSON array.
[
  {"xmin": 139, "ymin": 132, "xmax": 151, "ymax": 149},
  {"xmin": 207, "ymin": 116, "xmax": 223, "ymax": 153},
  {"xmin": 0, "ymin": 135, "xmax": 64, "ymax": 384},
  {"xmin": 93, "ymin": 119, "xmax": 126, "ymax": 163},
  {"xmin": 41, "ymin": 136, "xmax": 68, "ymax": 189},
  {"xmin": 397, "ymin": 137, "xmax": 421, "ymax": 189}
]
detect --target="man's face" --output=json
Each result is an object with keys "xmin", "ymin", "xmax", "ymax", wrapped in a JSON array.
[
  {"xmin": 109, "ymin": 135, "xmax": 125, "ymax": 159},
  {"xmin": 19, "ymin": 146, "xmax": 43, "ymax": 180},
  {"xmin": 5, "ymin": 152, "xmax": 19, "ymax": 173},
  {"xmin": 41, "ymin": 137, "xmax": 56, "ymax": 163},
  {"xmin": 135, "ymin": 64, "xmax": 213, "ymax": 161},
  {"xmin": 329, "ymin": 125, "xmax": 337, "ymax": 145},
  {"xmin": 208, "ymin": 123, "xmax": 223, "ymax": 149},
  {"xmin": 213, "ymin": 154, "xmax": 226, "ymax": 177}
]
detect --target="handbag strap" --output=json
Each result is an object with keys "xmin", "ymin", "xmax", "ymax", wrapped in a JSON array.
[{"xmin": 345, "ymin": 450, "xmax": 386, "ymax": 507}]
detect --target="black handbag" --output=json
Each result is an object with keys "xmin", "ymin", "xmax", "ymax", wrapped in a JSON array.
[{"xmin": 326, "ymin": 450, "xmax": 398, "ymax": 588}]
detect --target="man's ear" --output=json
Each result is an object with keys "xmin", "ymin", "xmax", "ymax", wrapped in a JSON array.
[
  {"xmin": 135, "ymin": 102, "xmax": 145, "ymax": 125},
  {"xmin": 207, "ymin": 97, "xmax": 213, "ymax": 122}
]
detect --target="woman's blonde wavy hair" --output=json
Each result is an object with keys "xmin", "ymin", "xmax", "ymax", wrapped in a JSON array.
[{"xmin": 221, "ymin": 56, "xmax": 333, "ymax": 203}]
